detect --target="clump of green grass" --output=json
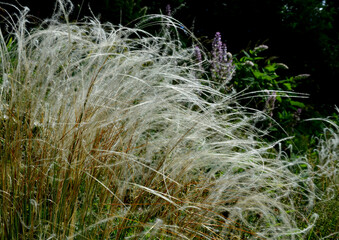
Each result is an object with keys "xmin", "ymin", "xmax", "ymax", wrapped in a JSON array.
[{"xmin": 0, "ymin": 1, "xmax": 321, "ymax": 239}]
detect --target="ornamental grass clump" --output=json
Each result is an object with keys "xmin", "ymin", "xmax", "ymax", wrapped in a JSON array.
[
  {"xmin": 0, "ymin": 1, "xmax": 317, "ymax": 239},
  {"xmin": 314, "ymin": 110, "xmax": 339, "ymax": 192}
]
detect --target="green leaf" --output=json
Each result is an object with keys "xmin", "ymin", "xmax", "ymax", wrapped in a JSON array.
[
  {"xmin": 243, "ymin": 51, "xmax": 250, "ymax": 58},
  {"xmin": 240, "ymin": 56, "xmax": 249, "ymax": 62},
  {"xmin": 290, "ymin": 100, "xmax": 305, "ymax": 108},
  {"xmin": 300, "ymin": 164, "xmax": 308, "ymax": 169},
  {"xmin": 283, "ymin": 83, "xmax": 292, "ymax": 90},
  {"xmin": 253, "ymin": 71, "xmax": 270, "ymax": 80},
  {"xmin": 242, "ymin": 77, "xmax": 255, "ymax": 82},
  {"xmin": 265, "ymin": 64, "xmax": 277, "ymax": 72},
  {"xmin": 254, "ymin": 57, "xmax": 264, "ymax": 61}
]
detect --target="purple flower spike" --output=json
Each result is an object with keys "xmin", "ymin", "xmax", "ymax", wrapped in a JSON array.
[
  {"xmin": 166, "ymin": 4, "xmax": 171, "ymax": 16},
  {"xmin": 210, "ymin": 32, "xmax": 235, "ymax": 86},
  {"xmin": 221, "ymin": 43, "xmax": 228, "ymax": 62},
  {"xmin": 213, "ymin": 32, "xmax": 222, "ymax": 48},
  {"xmin": 195, "ymin": 46, "xmax": 202, "ymax": 63},
  {"xmin": 294, "ymin": 108, "xmax": 302, "ymax": 122},
  {"xmin": 212, "ymin": 32, "xmax": 222, "ymax": 58}
]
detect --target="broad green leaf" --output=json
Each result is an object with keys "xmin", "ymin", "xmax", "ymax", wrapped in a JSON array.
[
  {"xmin": 290, "ymin": 100, "xmax": 305, "ymax": 108},
  {"xmin": 283, "ymin": 83, "xmax": 292, "ymax": 90},
  {"xmin": 265, "ymin": 64, "xmax": 276, "ymax": 72}
]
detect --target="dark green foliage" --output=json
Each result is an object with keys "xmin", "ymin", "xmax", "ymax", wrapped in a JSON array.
[
  {"xmin": 230, "ymin": 46, "xmax": 307, "ymax": 144},
  {"xmin": 278, "ymin": 0, "xmax": 339, "ymax": 106}
]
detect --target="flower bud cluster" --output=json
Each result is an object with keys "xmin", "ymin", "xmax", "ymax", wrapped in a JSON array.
[{"xmin": 210, "ymin": 32, "xmax": 235, "ymax": 85}]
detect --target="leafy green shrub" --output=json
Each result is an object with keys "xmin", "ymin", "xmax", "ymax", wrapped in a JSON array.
[{"xmin": 231, "ymin": 44, "xmax": 311, "ymax": 141}]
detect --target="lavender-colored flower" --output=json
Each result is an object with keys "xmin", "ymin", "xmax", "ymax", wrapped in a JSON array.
[
  {"xmin": 294, "ymin": 108, "xmax": 302, "ymax": 122},
  {"xmin": 210, "ymin": 32, "xmax": 235, "ymax": 86},
  {"xmin": 220, "ymin": 43, "xmax": 227, "ymax": 62},
  {"xmin": 166, "ymin": 4, "xmax": 171, "ymax": 16},
  {"xmin": 194, "ymin": 46, "xmax": 202, "ymax": 63},
  {"xmin": 213, "ymin": 32, "xmax": 222, "ymax": 49},
  {"xmin": 212, "ymin": 32, "xmax": 222, "ymax": 61}
]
